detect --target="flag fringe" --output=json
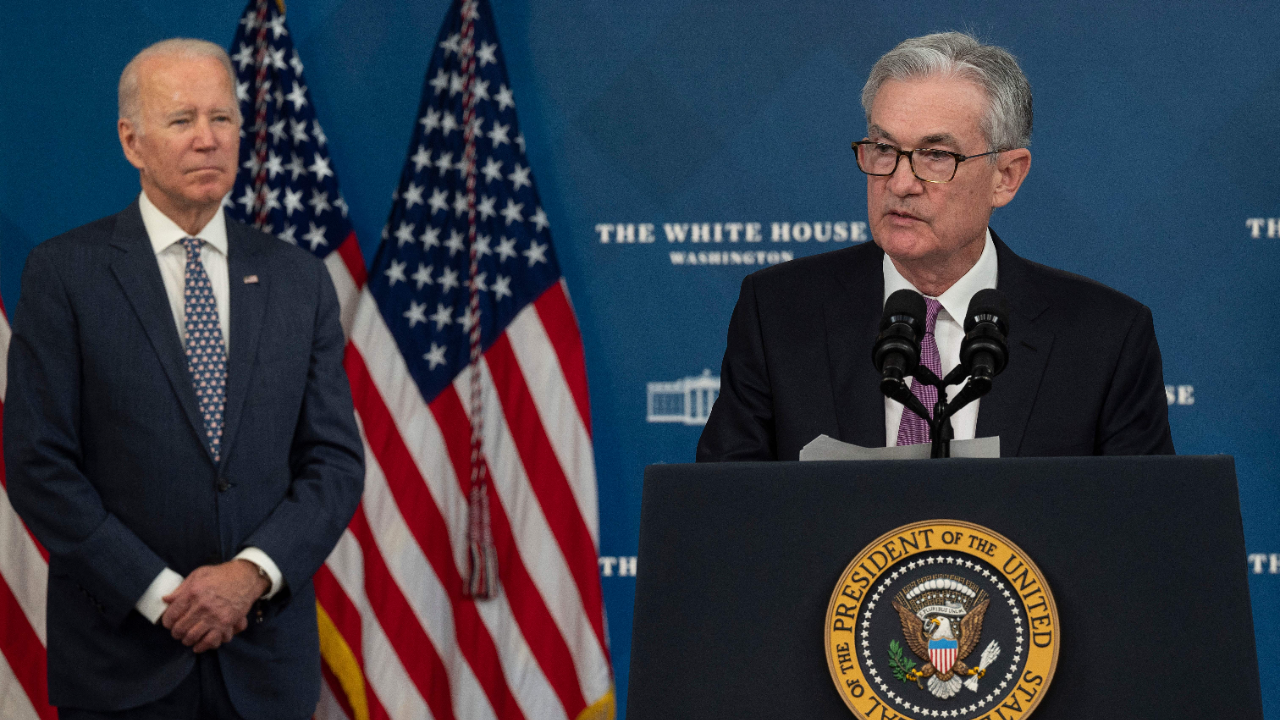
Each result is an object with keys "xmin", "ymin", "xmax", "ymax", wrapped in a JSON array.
[
  {"xmin": 576, "ymin": 687, "xmax": 617, "ymax": 720},
  {"xmin": 317, "ymin": 602, "xmax": 371, "ymax": 720}
]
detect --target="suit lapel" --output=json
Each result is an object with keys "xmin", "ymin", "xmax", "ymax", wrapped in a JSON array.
[
  {"xmin": 975, "ymin": 234, "xmax": 1054, "ymax": 456},
  {"xmin": 219, "ymin": 223, "xmax": 269, "ymax": 463},
  {"xmin": 108, "ymin": 202, "xmax": 208, "ymax": 453},
  {"xmin": 824, "ymin": 243, "xmax": 889, "ymax": 448}
]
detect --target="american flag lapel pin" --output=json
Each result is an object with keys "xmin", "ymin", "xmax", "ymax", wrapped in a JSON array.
[{"xmin": 243, "ymin": 275, "xmax": 259, "ymax": 284}]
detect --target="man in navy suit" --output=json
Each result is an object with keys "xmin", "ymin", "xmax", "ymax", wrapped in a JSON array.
[
  {"xmin": 4, "ymin": 39, "xmax": 364, "ymax": 719},
  {"xmin": 697, "ymin": 32, "xmax": 1174, "ymax": 461}
]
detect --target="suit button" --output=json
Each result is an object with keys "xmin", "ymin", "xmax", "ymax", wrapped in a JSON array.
[{"xmin": 216, "ymin": 479, "xmax": 231, "ymax": 492}]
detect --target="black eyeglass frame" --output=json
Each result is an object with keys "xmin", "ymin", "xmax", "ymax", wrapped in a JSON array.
[{"xmin": 851, "ymin": 140, "xmax": 1004, "ymax": 184}]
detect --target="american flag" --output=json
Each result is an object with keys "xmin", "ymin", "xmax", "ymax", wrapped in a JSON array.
[
  {"xmin": 226, "ymin": 0, "xmax": 367, "ymax": 330},
  {"xmin": 0, "ymin": 296, "xmax": 57, "ymax": 720},
  {"xmin": 319, "ymin": 0, "xmax": 614, "ymax": 718}
]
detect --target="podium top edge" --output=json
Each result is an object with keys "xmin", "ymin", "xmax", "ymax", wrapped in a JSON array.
[{"xmin": 645, "ymin": 454, "xmax": 1235, "ymax": 477}]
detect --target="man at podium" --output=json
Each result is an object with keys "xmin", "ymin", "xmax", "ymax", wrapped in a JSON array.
[{"xmin": 697, "ymin": 32, "xmax": 1174, "ymax": 461}]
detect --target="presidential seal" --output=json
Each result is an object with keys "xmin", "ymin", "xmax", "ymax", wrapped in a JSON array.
[{"xmin": 824, "ymin": 521, "xmax": 1058, "ymax": 720}]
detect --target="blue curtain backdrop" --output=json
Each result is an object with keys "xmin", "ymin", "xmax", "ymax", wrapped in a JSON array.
[{"xmin": 2, "ymin": 1, "xmax": 1277, "ymax": 716}]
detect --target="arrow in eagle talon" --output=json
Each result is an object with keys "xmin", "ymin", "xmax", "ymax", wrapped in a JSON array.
[{"xmin": 964, "ymin": 640, "xmax": 1001, "ymax": 692}]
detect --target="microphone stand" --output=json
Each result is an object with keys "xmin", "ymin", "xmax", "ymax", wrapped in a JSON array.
[{"xmin": 883, "ymin": 366, "xmax": 990, "ymax": 459}]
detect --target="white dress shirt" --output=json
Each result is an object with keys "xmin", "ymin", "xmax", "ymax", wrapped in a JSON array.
[
  {"xmin": 883, "ymin": 229, "xmax": 999, "ymax": 447},
  {"xmin": 133, "ymin": 190, "xmax": 284, "ymax": 625}
]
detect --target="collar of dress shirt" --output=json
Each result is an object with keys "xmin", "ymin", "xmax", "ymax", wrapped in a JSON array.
[
  {"xmin": 138, "ymin": 190, "xmax": 229, "ymax": 258},
  {"xmin": 881, "ymin": 228, "xmax": 998, "ymax": 322}
]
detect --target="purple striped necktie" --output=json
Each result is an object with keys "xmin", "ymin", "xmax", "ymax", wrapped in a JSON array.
[
  {"xmin": 181, "ymin": 236, "xmax": 228, "ymax": 462},
  {"xmin": 896, "ymin": 296, "xmax": 942, "ymax": 446}
]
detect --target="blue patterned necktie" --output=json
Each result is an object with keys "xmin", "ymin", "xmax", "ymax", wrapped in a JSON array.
[{"xmin": 181, "ymin": 236, "xmax": 227, "ymax": 462}]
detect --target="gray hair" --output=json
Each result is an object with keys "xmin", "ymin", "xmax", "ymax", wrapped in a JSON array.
[
  {"xmin": 861, "ymin": 32, "xmax": 1032, "ymax": 151},
  {"xmin": 118, "ymin": 38, "xmax": 240, "ymax": 131}
]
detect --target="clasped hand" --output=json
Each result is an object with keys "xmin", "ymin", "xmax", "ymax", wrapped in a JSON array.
[{"xmin": 161, "ymin": 559, "xmax": 270, "ymax": 653}]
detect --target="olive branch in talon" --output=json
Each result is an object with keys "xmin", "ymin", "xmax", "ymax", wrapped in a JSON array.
[{"xmin": 888, "ymin": 640, "xmax": 918, "ymax": 682}]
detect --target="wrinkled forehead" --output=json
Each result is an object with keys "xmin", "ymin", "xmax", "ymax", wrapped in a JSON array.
[
  {"xmin": 136, "ymin": 54, "xmax": 236, "ymax": 106},
  {"xmin": 867, "ymin": 74, "xmax": 988, "ymax": 147}
]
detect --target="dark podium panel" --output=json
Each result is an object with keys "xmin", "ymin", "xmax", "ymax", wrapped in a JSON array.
[{"xmin": 627, "ymin": 456, "xmax": 1262, "ymax": 719}]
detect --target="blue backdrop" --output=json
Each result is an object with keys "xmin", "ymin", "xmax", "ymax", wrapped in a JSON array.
[{"xmin": 2, "ymin": 1, "xmax": 1277, "ymax": 716}]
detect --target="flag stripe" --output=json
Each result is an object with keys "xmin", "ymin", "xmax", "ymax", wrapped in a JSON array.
[
  {"xmin": 320, "ymin": 664, "xmax": 356, "ymax": 720},
  {"xmin": 453, "ymin": 362, "xmax": 610, "ymax": 703},
  {"xmin": 531, "ymin": 281, "xmax": 592, "ymax": 436},
  {"xmin": 359, "ymin": 438, "xmax": 503, "ymax": 720},
  {"xmin": 504, "ymin": 300, "xmax": 599, "ymax": 544},
  {"xmin": 316, "ymin": 564, "xmax": 369, "ymax": 668},
  {"xmin": 1, "ymin": 301, "xmax": 56, "ymax": 720},
  {"xmin": 0, "ymin": 485, "xmax": 47, "ymax": 640},
  {"xmin": 0, "ymin": 300, "xmax": 10, "ymax": 400},
  {"xmin": 327, "ymin": 237, "xmax": 362, "ymax": 338},
  {"xmin": 347, "ymin": 299, "xmax": 568, "ymax": 720},
  {"xmin": 432, "ymin": 386, "xmax": 589, "ymax": 716},
  {"xmin": 481, "ymin": 334, "xmax": 608, "ymax": 651},
  {"xmin": 336, "ymin": 231, "xmax": 369, "ymax": 288},
  {"xmin": 315, "ymin": 565, "xmax": 394, "ymax": 720},
  {"xmin": 316, "ymin": 588, "xmax": 373, "ymax": 720},
  {"xmin": 0, "ymin": 648, "xmax": 42, "ymax": 720},
  {"xmin": 345, "ymin": 344, "xmax": 528, "ymax": 720},
  {"xmin": 347, "ymin": 507, "xmax": 458, "ymax": 720},
  {"xmin": 0, "ymin": 568, "xmax": 53, "ymax": 719},
  {"xmin": 351, "ymin": 291, "xmax": 599, "ymax": 716},
  {"xmin": 326, "ymin": 530, "xmax": 432, "ymax": 720}
]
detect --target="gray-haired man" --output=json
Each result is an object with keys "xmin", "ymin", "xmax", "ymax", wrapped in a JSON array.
[
  {"xmin": 5, "ymin": 38, "xmax": 364, "ymax": 719},
  {"xmin": 697, "ymin": 32, "xmax": 1173, "ymax": 460}
]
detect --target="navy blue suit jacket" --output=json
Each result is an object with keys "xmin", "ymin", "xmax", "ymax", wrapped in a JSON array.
[
  {"xmin": 4, "ymin": 202, "xmax": 364, "ymax": 718},
  {"xmin": 696, "ymin": 233, "xmax": 1175, "ymax": 460}
]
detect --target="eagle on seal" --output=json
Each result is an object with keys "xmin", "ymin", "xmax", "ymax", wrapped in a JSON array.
[{"xmin": 892, "ymin": 597, "xmax": 990, "ymax": 699}]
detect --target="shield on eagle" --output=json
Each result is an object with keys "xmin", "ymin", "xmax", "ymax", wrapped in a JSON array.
[{"xmin": 928, "ymin": 636, "xmax": 958, "ymax": 675}]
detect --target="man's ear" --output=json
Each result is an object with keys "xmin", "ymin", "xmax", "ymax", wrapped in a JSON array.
[
  {"xmin": 991, "ymin": 149, "xmax": 1031, "ymax": 209},
  {"xmin": 118, "ymin": 118, "xmax": 145, "ymax": 171}
]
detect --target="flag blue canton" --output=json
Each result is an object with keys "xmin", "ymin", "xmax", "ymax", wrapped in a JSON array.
[
  {"xmin": 370, "ymin": 0, "xmax": 561, "ymax": 404},
  {"xmin": 226, "ymin": 0, "xmax": 352, "ymax": 262}
]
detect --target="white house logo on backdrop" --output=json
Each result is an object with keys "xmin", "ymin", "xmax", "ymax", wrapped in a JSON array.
[
  {"xmin": 647, "ymin": 369, "xmax": 720, "ymax": 425},
  {"xmin": 596, "ymin": 221, "xmax": 869, "ymax": 267}
]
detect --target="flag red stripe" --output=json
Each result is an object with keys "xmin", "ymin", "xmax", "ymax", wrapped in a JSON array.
[
  {"xmin": 315, "ymin": 563, "xmax": 367, "ymax": 667},
  {"xmin": 0, "ymin": 573, "xmax": 54, "ymax": 720},
  {"xmin": 346, "ymin": 508, "xmax": 456, "ymax": 720},
  {"xmin": 532, "ymin": 283, "xmax": 592, "ymax": 436},
  {"xmin": 315, "ymin": 563, "xmax": 393, "ymax": 720},
  {"xmin": 431, "ymin": 386, "xmax": 590, "ymax": 717},
  {"xmin": 345, "ymin": 345, "xmax": 527, "ymax": 720},
  {"xmin": 1, "ymin": 315, "xmax": 50, "ymax": 564},
  {"xmin": 483, "ymin": 334, "xmax": 608, "ymax": 650},
  {"xmin": 337, "ymin": 232, "xmax": 368, "ymax": 288}
]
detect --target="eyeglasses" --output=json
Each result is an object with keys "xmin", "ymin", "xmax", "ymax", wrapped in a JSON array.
[{"xmin": 851, "ymin": 141, "xmax": 1003, "ymax": 184}]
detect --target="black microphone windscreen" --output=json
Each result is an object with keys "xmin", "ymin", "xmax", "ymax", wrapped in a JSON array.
[
  {"xmin": 964, "ymin": 288, "xmax": 1010, "ymax": 334},
  {"xmin": 882, "ymin": 289, "xmax": 926, "ymax": 331}
]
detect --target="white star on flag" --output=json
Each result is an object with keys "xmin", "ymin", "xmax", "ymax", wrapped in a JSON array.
[{"xmin": 500, "ymin": 198, "xmax": 523, "ymax": 225}]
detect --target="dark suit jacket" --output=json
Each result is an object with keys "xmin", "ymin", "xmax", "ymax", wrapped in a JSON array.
[
  {"xmin": 696, "ymin": 232, "xmax": 1174, "ymax": 461},
  {"xmin": 4, "ymin": 202, "xmax": 365, "ymax": 718}
]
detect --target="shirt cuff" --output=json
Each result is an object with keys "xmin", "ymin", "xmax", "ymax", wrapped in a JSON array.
[
  {"xmin": 135, "ymin": 567, "xmax": 184, "ymax": 624},
  {"xmin": 234, "ymin": 547, "xmax": 284, "ymax": 599}
]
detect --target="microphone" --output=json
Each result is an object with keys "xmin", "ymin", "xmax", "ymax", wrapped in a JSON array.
[
  {"xmin": 872, "ymin": 289, "xmax": 926, "ymax": 394},
  {"xmin": 959, "ymin": 289, "xmax": 1010, "ymax": 393}
]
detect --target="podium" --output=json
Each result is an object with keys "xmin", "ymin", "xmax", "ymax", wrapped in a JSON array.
[{"xmin": 627, "ymin": 456, "xmax": 1262, "ymax": 719}]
